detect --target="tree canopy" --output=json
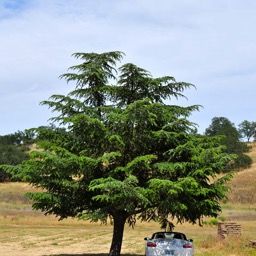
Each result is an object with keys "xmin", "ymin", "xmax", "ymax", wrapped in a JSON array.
[
  {"xmin": 238, "ymin": 120, "xmax": 256, "ymax": 142},
  {"xmin": 205, "ymin": 117, "xmax": 252, "ymax": 170},
  {"xmin": 3, "ymin": 51, "xmax": 236, "ymax": 255}
]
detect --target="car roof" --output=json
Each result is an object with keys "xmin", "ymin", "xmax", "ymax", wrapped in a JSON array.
[
  {"xmin": 153, "ymin": 231, "xmax": 185, "ymax": 235},
  {"xmin": 151, "ymin": 231, "xmax": 187, "ymax": 240}
]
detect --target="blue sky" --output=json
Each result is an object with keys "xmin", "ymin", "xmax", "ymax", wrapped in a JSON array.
[{"xmin": 0, "ymin": 0, "xmax": 256, "ymax": 135}]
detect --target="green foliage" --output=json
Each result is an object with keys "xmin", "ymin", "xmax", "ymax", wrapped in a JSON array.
[
  {"xmin": 0, "ymin": 144, "xmax": 29, "ymax": 182},
  {"xmin": 203, "ymin": 217, "xmax": 218, "ymax": 226},
  {"xmin": 0, "ymin": 130, "xmax": 36, "ymax": 146},
  {"xmin": 235, "ymin": 153, "xmax": 253, "ymax": 169},
  {"xmin": 2, "ymin": 51, "xmax": 236, "ymax": 255},
  {"xmin": 0, "ymin": 129, "xmax": 39, "ymax": 182},
  {"xmin": 205, "ymin": 117, "xmax": 252, "ymax": 171},
  {"xmin": 238, "ymin": 120, "xmax": 256, "ymax": 142},
  {"xmin": 205, "ymin": 117, "xmax": 240, "ymax": 152}
]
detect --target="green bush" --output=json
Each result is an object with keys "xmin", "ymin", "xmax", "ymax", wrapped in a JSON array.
[{"xmin": 203, "ymin": 217, "xmax": 218, "ymax": 226}]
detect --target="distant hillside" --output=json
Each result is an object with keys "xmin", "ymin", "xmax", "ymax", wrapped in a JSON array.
[{"xmin": 227, "ymin": 142, "xmax": 256, "ymax": 204}]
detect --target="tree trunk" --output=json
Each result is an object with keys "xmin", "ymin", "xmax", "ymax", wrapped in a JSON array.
[{"xmin": 109, "ymin": 212, "xmax": 127, "ymax": 256}]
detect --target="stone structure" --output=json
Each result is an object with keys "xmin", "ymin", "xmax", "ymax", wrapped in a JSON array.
[
  {"xmin": 248, "ymin": 240, "xmax": 256, "ymax": 248},
  {"xmin": 218, "ymin": 222, "xmax": 242, "ymax": 239}
]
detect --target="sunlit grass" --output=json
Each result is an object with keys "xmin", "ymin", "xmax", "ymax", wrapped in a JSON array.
[
  {"xmin": 1, "ymin": 142, "xmax": 256, "ymax": 255},
  {"xmin": 1, "ymin": 182, "xmax": 256, "ymax": 255}
]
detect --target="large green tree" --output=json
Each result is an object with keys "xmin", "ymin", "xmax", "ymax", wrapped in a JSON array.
[{"xmin": 3, "ymin": 51, "xmax": 235, "ymax": 255}]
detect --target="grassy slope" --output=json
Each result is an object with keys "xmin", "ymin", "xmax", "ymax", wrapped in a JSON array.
[
  {"xmin": 1, "ymin": 143, "xmax": 256, "ymax": 255},
  {"xmin": 227, "ymin": 142, "xmax": 256, "ymax": 204}
]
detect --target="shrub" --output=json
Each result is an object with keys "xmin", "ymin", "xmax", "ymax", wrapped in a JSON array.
[{"xmin": 203, "ymin": 217, "xmax": 218, "ymax": 226}]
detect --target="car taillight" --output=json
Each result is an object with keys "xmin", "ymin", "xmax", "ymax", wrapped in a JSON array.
[
  {"xmin": 183, "ymin": 244, "xmax": 192, "ymax": 249},
  {"xmin": 147, "ymin": 242, "xmax": 157, "ymax": 247}
]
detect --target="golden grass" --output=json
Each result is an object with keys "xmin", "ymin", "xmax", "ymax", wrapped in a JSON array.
[
  {"xmin": 1, "ymin": 142, "xmax": 256, "ymax": 255},
  {"xmin": 1, "ymin": 182, "xmax": 256, "ymax": 255},
  {"xmin": 226, "ymin": 142, "xmax": 256, "ymax": 205}
]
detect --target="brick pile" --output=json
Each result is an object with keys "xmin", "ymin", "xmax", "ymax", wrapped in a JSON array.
[
  {"xmin": 218, "ymin": 222, "xmax": 242, "ymax": 239},
  {"xmin": 248, "ymin": 240, "xmax": 256, "ymax": 248}
]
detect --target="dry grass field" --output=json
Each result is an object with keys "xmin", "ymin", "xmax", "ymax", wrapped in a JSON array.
[{"xmin": 1, "ymin": 143, "xmax": 256, "ymax": 255}]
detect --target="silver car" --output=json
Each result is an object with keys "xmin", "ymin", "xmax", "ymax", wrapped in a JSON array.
[{"xmin": 144, "ymin": 231, "xmax": 194, "ymax": 256}]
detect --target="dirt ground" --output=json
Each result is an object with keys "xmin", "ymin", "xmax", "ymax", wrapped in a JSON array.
[
  {"xmin": 0, "ymin": 218, "xmax": 148, "ymax": 256},
  {"xmin": 0, "ymin": 243, "xmax": 111, "ymax": 256},
  {"xmin": 0, "ymin": 216, "xmax": 208, "ymax": 256},
  {"xmin": 0, "ymin": 229, "xmax": 127, "ymax": 256}
]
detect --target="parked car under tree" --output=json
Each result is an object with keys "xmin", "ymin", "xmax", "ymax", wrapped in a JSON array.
[{"xmin": 144, "ymin": 231, "xmax": 194, "ymax": 256}]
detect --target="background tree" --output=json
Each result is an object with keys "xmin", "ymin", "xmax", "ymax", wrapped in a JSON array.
[
  {"xmin": 0, "ymin": 130, "xmax": 36, "ymax": 147},
  {"xmin": 238, "ymin": 120, "xmax": 256, "ymax": 142},
  {"xmin": 3, "ymin": 51, "xmax": 236, "ymax": 255},
  {"xmin": 0, "ymin": 144, "xmax": 29, "ymax": 182},
  {"xmin": 0, "ymin": 131, "xmax": 34, "ymax": 182},
  {"xmin": 205, "ymin": 117, "xmax": 252, "ymax": 170}
]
